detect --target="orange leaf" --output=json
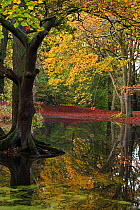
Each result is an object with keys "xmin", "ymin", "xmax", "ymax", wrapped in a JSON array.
[{"xmin": 24, "ymin": 26, "xmax": 30, "ymax": 30}]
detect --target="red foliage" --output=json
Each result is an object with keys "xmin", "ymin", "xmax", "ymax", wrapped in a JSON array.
[
  {"xmin": 1, "ymin": 102, "xmax": 140, "ymax": 126},
  {"xmin": 39, "ymin": 105, "xmax": 140, "ymax": 125}
]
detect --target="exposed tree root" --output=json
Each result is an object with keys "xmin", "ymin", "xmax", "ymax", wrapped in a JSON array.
[{"xmin": 0, "ymin": 128, "xmax": 65, "ymax": 158}]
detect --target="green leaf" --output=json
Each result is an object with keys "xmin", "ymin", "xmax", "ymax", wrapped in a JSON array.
[
  {"xmin": 21, "ymin": 21, "xmax": 28, "ymax": 27},
  {"xmin": 23, "ymin": 12, "xmax": 30, "ymax": 18},
  {"xmin": 14, "ymin": 22, "xmax": 19, "ymax": 28},
  {"xmin": 0, "ymin": 32, "xmax": 4, "ymax": 39},
  {"xmin": 18, "ymin": 18, "xmax": 23, "ymax": 21}
]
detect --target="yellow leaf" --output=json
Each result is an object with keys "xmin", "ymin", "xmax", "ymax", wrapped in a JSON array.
[
  {"xmin": 38, "ymin": 0, "xmax": 43, "ymax": 3},
  {"xmin": 7, "ymin": 11, "xmax": 13, "ymax": 15},
  {"xmin": 32, "ymin": 1, "xmax": 39, "ymax": 5},
  {"xmin": 13, "ymin": 0, "xmax": 21, "ymax": 4},
  {"xmin": 5, "ymin": 16, "xmax": 10, "ymax": 20},
  {"xmin": 12, "ymin": 5, "xmax": 18, "ymax": 10},
  {"xmin": 28, "ymin": 5, "xmax": 34, "ymax": 10},
  {"xmin": 36, "ymin": 26, "xmax": 41, "ymax": 31}
]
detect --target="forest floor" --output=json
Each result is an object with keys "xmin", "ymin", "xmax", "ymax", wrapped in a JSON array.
[
  {"xmin": 39, "ymin": 104, "xmax": 140, "ymax": 126},
  {"xmin": 1, "ymin": 102, "xmax": 140, "ymax": 127}
]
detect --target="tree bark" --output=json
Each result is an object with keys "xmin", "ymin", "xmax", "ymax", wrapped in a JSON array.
[
  {"xmin": 119, "ymin": 34, "xmax": 132, "ymax": 117},
  {"xmin": 0, "ymin": 27, "xmax": 8, "ymax": 100},
  {"xmin": 18, "ymin": 71, "xmax": 36, "ymax": 149},
  {"xmin": 120, "ymin": 90, "xmax": 125, "ymax": 114},
  {"xmin": 12, "ymin": 36, "xmax": 26, "ymax": 129},
  {"xmin": 124, "ymin": 90, "xmax": 132, "ymax": 117},
  {"xmin": 111, "ymin": 89, "xmax": 116, "ymax": 111}
]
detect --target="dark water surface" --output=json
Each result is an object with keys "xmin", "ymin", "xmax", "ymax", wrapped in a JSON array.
[{"xmin": 0, "ymin": 121, "xmax": 139, "ymax": 210}]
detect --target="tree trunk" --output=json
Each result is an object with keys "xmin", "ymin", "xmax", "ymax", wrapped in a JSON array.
[
  {"xmin": 107, "ymin": 77, "xmax": 112, "ymax": 110},
  {"xmin": 0, "ymin": 27, "xmax": 8, "ymax": 101},
  {"xmin": 18, "ymin": 71, "xmax": 36, "ymax": 149},
  {"xmin": 120, "ymin": 90, "xmax": 132, "ymax": 117},
  {"xmin": 111, "ymin": 89, "xmax": 116, "ymax": 111},
  {"xmin": 0, "ymin": 37, "xmax": 37, "ymax": 151},
  {"xmin": 124, "ymin": 90, "xmax": 132, "ymax": 117},
  {"xmin": 120, "ymin": 90, "xmax": 125, "ymax": 114},
  {"xmin": 0, "ymin": 13, "xmax": 64, "ymax": 155},
  {"xmin": 118, "ymin": 33, "xmax": 133, "ymax": 117},
  {"xmin": 11, "ymin": 35, "xmax": 37, "ymax": 150},
  {"xmin": 12, "ymin": 36, "xmax": 26, "ymax": 129}
]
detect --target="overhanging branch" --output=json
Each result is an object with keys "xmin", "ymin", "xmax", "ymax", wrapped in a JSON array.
[
  {"xmin": 0, "ymin": 16, "xmax": 28, "ymax": 47},
  {"xmin": 29, "ymin": 6, "xmax": 80, "ymax": 53},
  {"xmin": 29, "ymin": 16, "xmax": 56, "ymax": 53},
  {"xmin": 0, "ymin": 64, "xmax": 20, "ymax": 86}
]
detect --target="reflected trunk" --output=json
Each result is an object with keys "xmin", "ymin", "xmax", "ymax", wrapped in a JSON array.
[
  {"xmin": 113, "ymin": 124, "xmax": 137, "ymax": 202},
  {"xmin": 0, "ymin": 154, "xmax": 33, "ymax": 186}
]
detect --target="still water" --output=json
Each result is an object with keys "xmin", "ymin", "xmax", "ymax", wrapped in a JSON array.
[{"xmin": 0, "ymin": 121, "xmax": 139, "ymax": 210}]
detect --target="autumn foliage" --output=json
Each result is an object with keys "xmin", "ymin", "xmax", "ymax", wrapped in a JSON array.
[{"xmin": 37, "ymin": 104, "xmax": 140, "ymax": 126}]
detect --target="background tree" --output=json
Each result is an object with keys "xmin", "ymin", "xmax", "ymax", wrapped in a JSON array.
[
  {"xmin": 69, "ymin": 8, "xmax": 140, "ymax": 116},
  {"xmin": 37, "ymin": 1, "xmax": 140, "ymax": 114},
  {"xmin": 0, "ymin": 26, "xmax": 8, "ymax": 101},
  {"xmin": 39, "ymin": 33, "xmax": 98, "ymax": 106},
  {"xmin": 38, "ymin": 32, "xmax": 112, "ymax": 109}
]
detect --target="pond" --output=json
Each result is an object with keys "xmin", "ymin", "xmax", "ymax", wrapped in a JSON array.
[{"xmin": 0, "ymin": 120, "xmax": 139, "ymax": 210}]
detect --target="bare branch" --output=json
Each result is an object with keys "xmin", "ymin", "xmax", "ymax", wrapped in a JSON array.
[{"xmin": 102, "ymin": 48, "xmax": 118, "ymax": 57}]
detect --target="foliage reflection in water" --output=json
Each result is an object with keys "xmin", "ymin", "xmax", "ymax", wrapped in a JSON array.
[{"xmin": 0, "ymin": 121, "xmax": 139, "ymax": 210}]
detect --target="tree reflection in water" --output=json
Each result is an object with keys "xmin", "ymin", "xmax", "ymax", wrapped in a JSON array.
[
  {"xmin": 0, "ymin": 147, "xmax": 65, "ymax": 206},
  {"xmin": 0, "ymin": 121, "xmax": 139, "ymax": 209},
  {"xmin": 101, "ymin": 123, "xmax": 139, "ymax": 205},
  {"xmin": 112, "ymin": 124, "xmax": 139, "ymax": 203},
  {"xmin": 33, "ymin": 121, "xmax": 139, "ymax": 209}
]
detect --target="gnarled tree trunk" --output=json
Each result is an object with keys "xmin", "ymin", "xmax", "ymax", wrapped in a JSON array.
[
  {"xmin": 0, "ymin": 15, "xmax": 57, "ymax": 154},
  {"xmin": 12, "ymin": 36, "xmax": 26, "ymax": 129}
]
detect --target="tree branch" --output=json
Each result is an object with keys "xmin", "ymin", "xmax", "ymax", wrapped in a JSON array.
[
  {"xmin": 29, "ymin": 16, "xmax": 56, "ymax": 53},
  {"xmin": 30, "ymin": 6, "xmax": 79, "ymax": 53},
  {"xmin": 102, "ymin": 48, "xmax": 118, "ymax": 57},
  {"xmin": 0, "ymin": 64, "xmax": 20, "ymax": 86},
  {"xmin": 0, "ymin": 16, "xmax": 28, "ymax": 47},
  {"xmin": 108, "ymin": 71, "xmax": 120, "ymax": 99}
]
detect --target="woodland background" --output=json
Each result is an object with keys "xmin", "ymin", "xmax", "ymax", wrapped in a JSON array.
[{"xmin": 0, "ymin": 0, "xmax": 140, "ymax": 113}]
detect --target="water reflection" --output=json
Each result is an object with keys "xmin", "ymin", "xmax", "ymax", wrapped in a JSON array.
[
  {"xmin": 0, "ymin": 146, "xmax": 65, "ymax": 207},
  {"xmin": 0, "ymin": 154, "xmax": 32, "ymax": 186},
  {"xmin": 112, "ymin": 124, "xmax": 138, "ymax": 201},
  {"xmin": 0, "ymin": 121, "xmax": 139, "ymax": 209}
]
